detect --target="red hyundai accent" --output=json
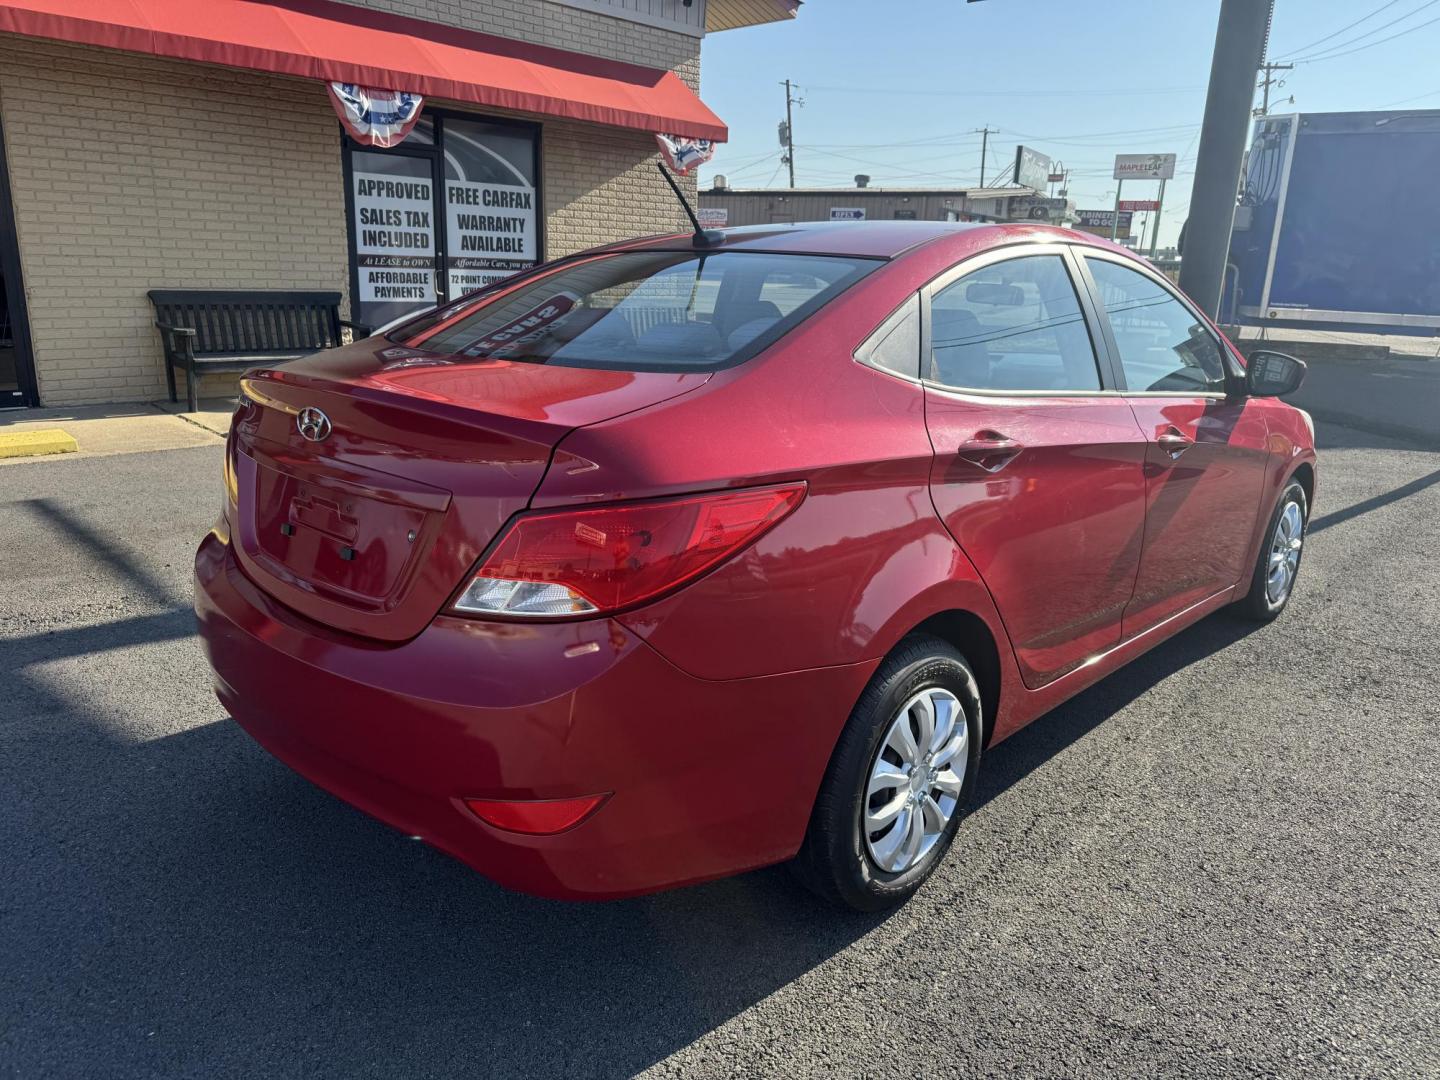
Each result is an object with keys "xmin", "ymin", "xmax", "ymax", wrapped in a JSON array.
[{"xmin": 196, "ymin": 222, "xmax": 1316, "ymax": 910}]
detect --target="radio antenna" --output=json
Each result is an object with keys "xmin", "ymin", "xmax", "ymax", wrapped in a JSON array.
[{"xmin": 656, "ymin": 162, "xmax": 724, "ymax": 247}]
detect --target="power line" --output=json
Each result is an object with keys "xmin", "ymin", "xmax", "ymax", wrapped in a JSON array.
[
  {"xmin": 1283, "ymin": 0, "xmax": 1440, "ymax": 61},
  {"xmin": 800, "ymin": 121, "xmax": 1201, "ymax": 155},
  {"xmin": 1374, "ymin": 87, "xmax": 1440, "ymax": 106},
  {"xmin": 1004, "ymin": 124, "xmax": 1201, "ymax": 147},
  {"xmin": 798, "ymin": 145, "xmax": 973, "ymax": 184},
  {"xmin": 799, "ymin": 84, "xmax": 1204, "ymax": 98},
  {"xmin": 1295, "ymin": 9, "xmax": 1440, "ymax": 62},
  {"xmin": 1273, "ymin": 0, "xmax": 1407, "ymax": 59}
]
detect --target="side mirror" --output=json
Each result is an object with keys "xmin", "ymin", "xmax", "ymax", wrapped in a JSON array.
[{"xmin": 1246, "ymin": 350, "xmax": 1306, "ymax": 397}]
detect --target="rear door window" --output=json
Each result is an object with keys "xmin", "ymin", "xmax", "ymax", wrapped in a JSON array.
[
  {"xmin": 927, "ymin": 254, "xmax": 1103, "ymax": 392},
  {"xmin": 393, "ymin": 251, "xmax": 880, "ymax": 371}
]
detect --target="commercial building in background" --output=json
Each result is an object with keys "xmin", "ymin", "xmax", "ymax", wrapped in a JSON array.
[
  {"xmin": 0, "ymin": 0, "xmax": 799, "ymax": 408},
  {"xmin": 699, "ymin": 183, "xmax": 1064, "ymax": 228}
]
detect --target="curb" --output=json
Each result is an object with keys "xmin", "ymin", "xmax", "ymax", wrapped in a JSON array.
[{"xmin": 0, "ymin": 428, "xmax": 79, "ymax": 459}]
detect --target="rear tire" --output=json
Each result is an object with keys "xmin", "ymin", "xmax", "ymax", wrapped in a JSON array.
[
  {"xmin": 791, "ymin": 634, "xmax": 983, "ymax": 912},
  {"xmin": 1236, "ymin": 479, "xmax": 1308, "ymax": 621}
]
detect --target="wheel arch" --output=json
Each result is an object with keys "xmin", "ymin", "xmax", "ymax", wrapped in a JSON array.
[
  {"xmin": 902, "ymin": 609, "xmax": 1002, "ymax": 748},
  {"xmin": 1289, "ymin": 460, "xmax": 1315, "ymax": 509}
]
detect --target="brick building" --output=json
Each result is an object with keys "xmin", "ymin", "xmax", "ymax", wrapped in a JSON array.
[{"xmin": 0, "ymin": 0, "xmax": 797, "ymax": 408}]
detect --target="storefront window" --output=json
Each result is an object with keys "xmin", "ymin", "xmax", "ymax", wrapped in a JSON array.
[
  {"xmin": 349, "ymin": 151, "xmax": 438, "ymax": 330},
  {"xmin": 344, "ymin": 113, "xmax": 539, "ymax": 330},
  {"xmin": 443, "ymin": 117, "xmax": 539, "ymax": 300}
]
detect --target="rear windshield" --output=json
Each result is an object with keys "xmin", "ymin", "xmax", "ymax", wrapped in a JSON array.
[{"xmin": 391, "ymin": 250, "xmax": 881, "ymax": 371}]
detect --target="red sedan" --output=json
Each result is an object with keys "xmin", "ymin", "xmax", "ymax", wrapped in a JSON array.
[{"xmin": 195, "ymin": 221, "xmax": 1315, "ymax": 910}]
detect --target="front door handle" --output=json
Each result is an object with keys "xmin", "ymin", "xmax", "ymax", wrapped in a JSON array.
[
  {"xmin": 1156, "ymin": 428, "xmax": 1193, "ymax": 459},
  {"xmin": 956, "ymin": 431, "xmax": 1022, "ymax": 473}
]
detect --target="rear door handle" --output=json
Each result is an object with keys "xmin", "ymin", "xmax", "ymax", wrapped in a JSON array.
[
  {"xmin": 956, "ymin": 431, "xmax": 1022, "ymax": 473},
  {"xmin": 1156, "ymin": 429, "xmax": 1193, "ymax": 459}
]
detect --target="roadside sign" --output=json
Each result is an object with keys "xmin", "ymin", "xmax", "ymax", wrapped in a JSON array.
[
  {"xmin": 1113, "ymin": 153, "xmax": 1177, "ymax": 180},
  {"xmin": 1118, "ymin": 199, "xmax": 1161, "ymax": 212},
  {"xmin": 1009, "ymin": 195, "xmax": 1069, "ymax": 222},
  {"xmin": 1014, "ymin": 145, "xmax": 1053, "ymax": 191},
  {"xmin": 1076, "ymin": 209, "xmax": 1133, "ymax": 229},
  {"xmin": 1047, "ymin": 172, "xmax": 1066, "ymax": 183},
  {"xmin": 829, "ymin": 207, "xmax": 866, "ymax": 220},
  {"xmin": 697, "ymin": 207, "xmax": 727, "ymax": 227}
]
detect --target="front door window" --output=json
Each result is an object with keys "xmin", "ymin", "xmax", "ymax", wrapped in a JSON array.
[{"xmin": 1085, "ymin": 257, "xmax": 1227, "ymax": 393}]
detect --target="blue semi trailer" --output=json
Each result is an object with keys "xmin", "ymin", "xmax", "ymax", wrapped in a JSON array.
[{"xmin": 1227, "ymin": 109, "xmax": 1440, "ymax": 336}]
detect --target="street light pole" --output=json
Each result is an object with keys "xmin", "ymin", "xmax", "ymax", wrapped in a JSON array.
[
  {"xmin": 1178, "ymin": 0, "xmax": 1274, "ymax": 319},
  {"xmin": 1256, "ymin": 61, "xmax": 1293, "ymax": 117}
]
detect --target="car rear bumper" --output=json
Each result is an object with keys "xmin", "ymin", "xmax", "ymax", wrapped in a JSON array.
[{"xmin": 194, "ymin": 529, "xmax": 874, "ymax": 899}]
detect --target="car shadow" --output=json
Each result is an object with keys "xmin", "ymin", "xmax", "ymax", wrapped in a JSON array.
[{"xmin": 4, "ymin": 600, "xmax": 1265, "ymax": 1079}]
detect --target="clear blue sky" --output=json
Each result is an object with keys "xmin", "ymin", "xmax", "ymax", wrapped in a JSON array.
[{"xmin": 696, "ymin": 0, "xmax": 1440, "ymax": 245}]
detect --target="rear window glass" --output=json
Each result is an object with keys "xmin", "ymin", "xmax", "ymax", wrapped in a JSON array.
[{"xmin": 392, "ymin": 251, "xmax": 880, "ymax": 371}]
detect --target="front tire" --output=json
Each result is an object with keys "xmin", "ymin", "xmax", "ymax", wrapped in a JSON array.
[
  {"xmin": 792, "ymin": 634, "xmax": 983, "ymax": 912},
  {"xmin": 1236, "ymin": 479, "xmax": 1308, "ymax": 621}
]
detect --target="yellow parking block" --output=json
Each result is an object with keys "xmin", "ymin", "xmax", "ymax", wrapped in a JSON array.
[{"xmin": 0, "ymin": 428, "xmax": 80, "ymax": 459}]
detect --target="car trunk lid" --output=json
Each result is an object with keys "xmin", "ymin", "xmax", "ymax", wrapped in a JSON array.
[{"xmin": 228, "ymin": 341, "xmax": 709, "ymax": 641}]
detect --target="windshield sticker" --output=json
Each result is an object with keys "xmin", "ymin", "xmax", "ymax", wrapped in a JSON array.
[{"xmin": 461, "ymin": 292, "xmax": 581, "ymax": 357}]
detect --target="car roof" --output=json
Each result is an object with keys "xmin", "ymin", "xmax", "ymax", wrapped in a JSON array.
[{"xmin": 583, "ymin": 220, "xmax": 1128, "ymax": 261}]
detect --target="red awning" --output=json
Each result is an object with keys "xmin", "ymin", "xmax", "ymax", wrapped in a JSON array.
[{"xmin": 0, "ymin": 0, "xmax": 727, "ymax": 141}]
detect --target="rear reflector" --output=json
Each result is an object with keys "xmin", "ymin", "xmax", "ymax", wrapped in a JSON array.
[
  {"xmin": 464, "ymin": 794, "xmax": 609, "ymax": 835},
  {"xmin": 451, "ymin": 482, "xmax": 805, "ymax": 618}
]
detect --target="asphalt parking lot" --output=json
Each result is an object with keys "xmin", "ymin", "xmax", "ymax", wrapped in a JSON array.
[{"xmin": 2, "ymin": 420, "xmax": 1437, "ymax": 1079}]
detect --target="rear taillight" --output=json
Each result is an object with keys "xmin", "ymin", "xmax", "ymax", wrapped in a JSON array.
[{"xmin": 450, "ymin": 483, "xmax": 806, "ymax": 619}]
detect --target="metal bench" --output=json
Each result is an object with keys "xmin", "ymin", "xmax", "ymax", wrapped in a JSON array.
[{"xmin": 148, "ymin": 289, "xmax": 368, "ymax": 411}]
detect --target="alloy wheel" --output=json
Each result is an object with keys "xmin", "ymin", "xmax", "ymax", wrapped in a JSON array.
[
  {"xmin": 863, "ymin": 687, "xmax": 968, "ymax": 874},
  {"xmin": 1267, "ymin": 499, "xmax": 1305, "ymax": 605}
]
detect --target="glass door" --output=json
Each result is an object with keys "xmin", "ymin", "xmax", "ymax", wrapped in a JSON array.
[
  {"xmin": 0, "ymin": 115, "xmax": 37, "ymax": 407},
  {"xmin": 345, "ymin": 141, "xmax": 444, "ymax": 331},
  {"xmin": 441, "ymin": 116, "xmax": 540, "ymax": 299}
]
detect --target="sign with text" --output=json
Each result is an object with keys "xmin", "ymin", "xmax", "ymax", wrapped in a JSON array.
[
  {"xmin": 1076, "ymin": 209, "xmax": 1134, "ymax": 230},
  {"xmin": 445, "ymin": 179, "xmax": 538, "ymax": 298},
  {"xmin": 1009, "ymin": 195, "xmax": 1070, "ymax": 222},
  {"xmin": 1118, "ymin": 199, "xmax": 1161, "ymax": 212},
  {"xmin": 829, "ymin": 207, "xmax": 866, "ymax": 220},
  {"xmin": 352, "ymin": 169, "xmax": 436, "ymax": 307},
  {"xmin": 1113, "ymin": 153, "xmax": 1177, "ymax": 180},
  {"xmin": 1014, "ymin": 145, "xmax": 1054, "ymax": 192},
  {"xmin": 697, "ymin": 207, "xmax": 728, "ymax": 227}
]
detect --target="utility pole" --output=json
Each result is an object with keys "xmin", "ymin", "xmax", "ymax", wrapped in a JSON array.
[
  {"xmin": 1178, "ymin": 0, "xmax": 1273, "ymax": 320},
  {"xmin": 781, "ymin": 79, "xmax": 798, "ymax": 188},
  {"xmin": 1255, "ymin": 61, "xmax": 1293, "ymax": 117},
  {"xmin": 975, "ymin": 126, "xmax": 996, "ymax": 187}
]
